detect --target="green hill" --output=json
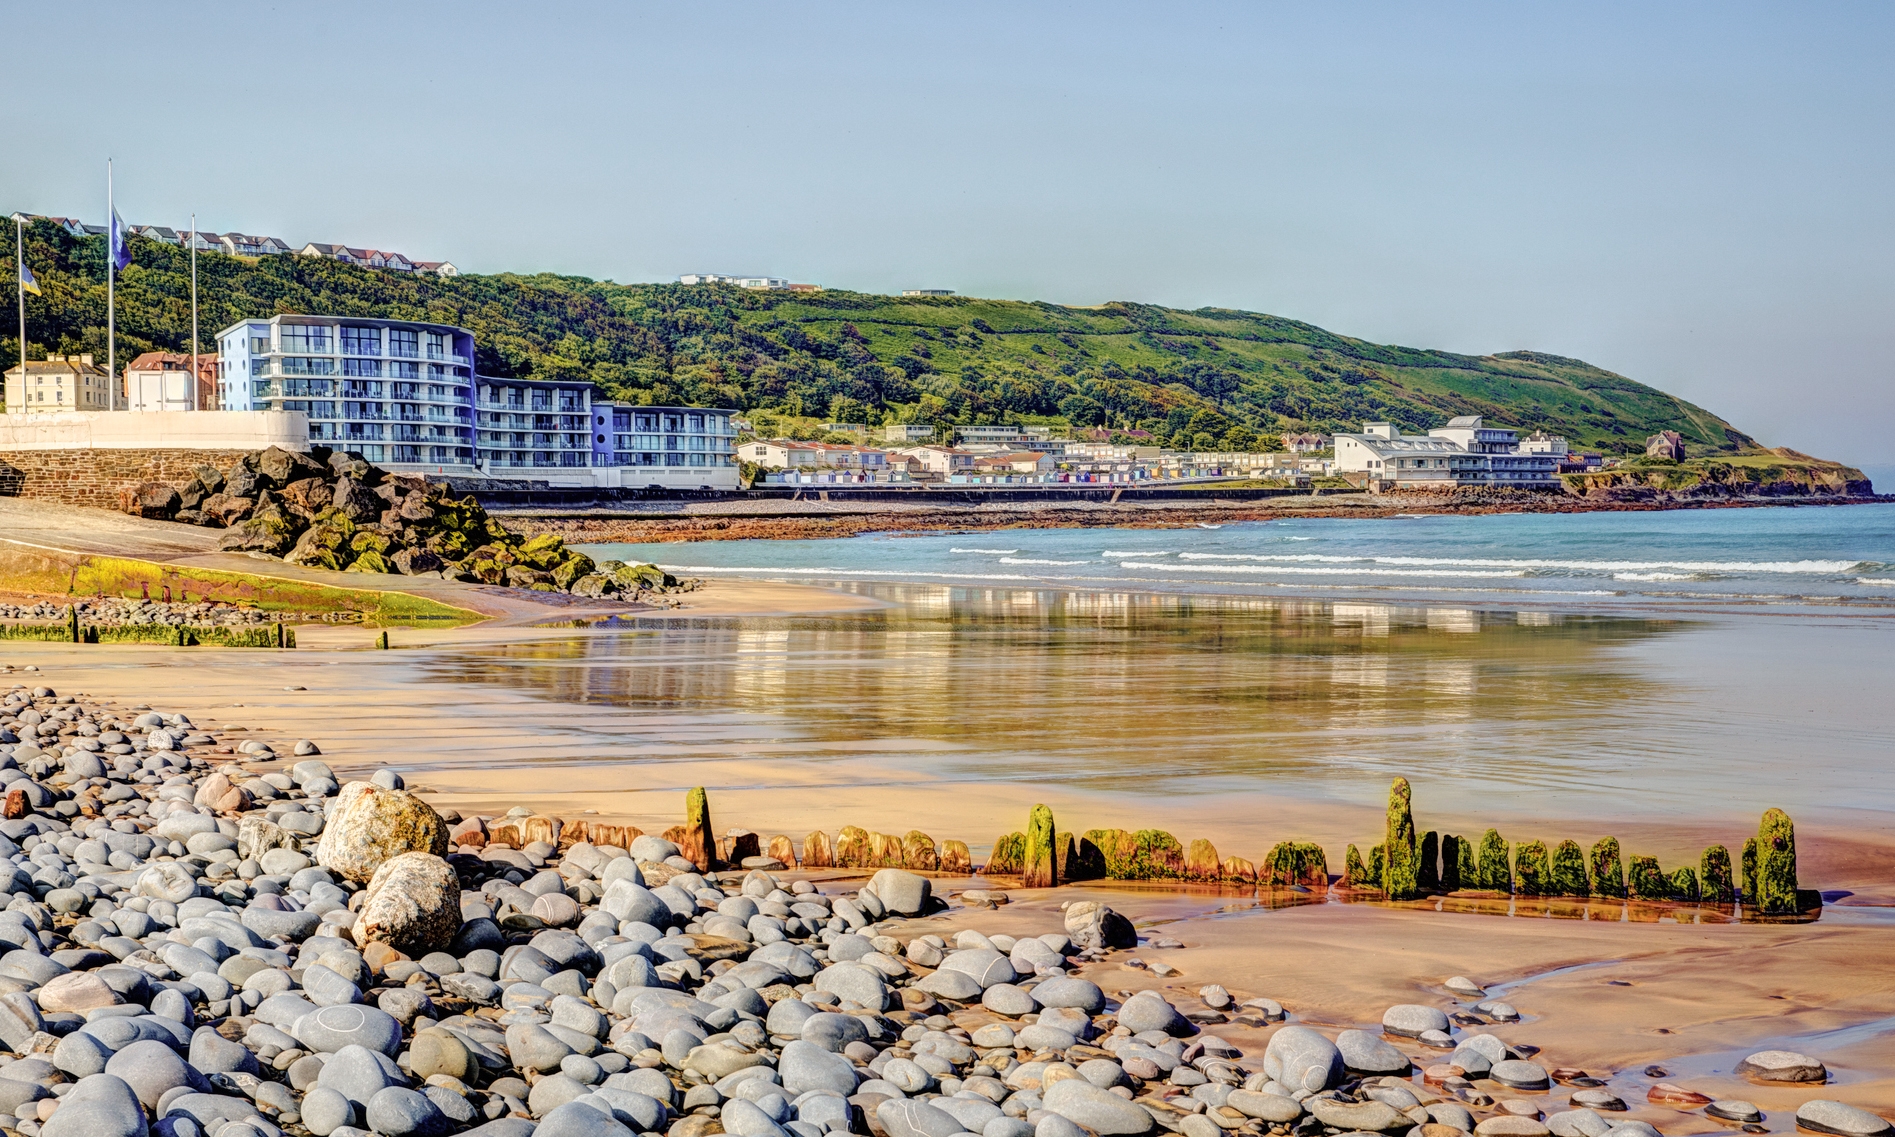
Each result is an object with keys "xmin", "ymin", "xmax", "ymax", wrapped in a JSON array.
[{"xmin": 5, "ymin": 218, "xmax": 1757, "ymax": 456}]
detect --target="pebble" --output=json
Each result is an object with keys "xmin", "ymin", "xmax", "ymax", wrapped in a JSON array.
[{"xmin": 0, "ymin": 682, "xmax": 1883, "ymax": 1137}]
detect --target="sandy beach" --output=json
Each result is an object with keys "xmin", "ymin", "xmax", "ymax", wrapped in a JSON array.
[{"xmin": 5, "ymin": 567, "xmax": 1892, "ymax": 1119}]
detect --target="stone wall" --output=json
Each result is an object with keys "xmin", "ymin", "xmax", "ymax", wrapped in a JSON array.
[{"xmin": 0, "ymin": 449, "xmax": 250, "ymax": 511}]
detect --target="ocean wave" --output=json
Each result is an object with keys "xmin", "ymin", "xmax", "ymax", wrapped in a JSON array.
[
  {"xmin": 1101, "ymin": 550, "xmax": 1170, "ymax": 557},
  {"xmin": 949, "ymin": 548, "xmax": 1019, "ymax": 555},
  {"xmin": 1176, "ymin": 552, "xmax": 1873, "ymax": 574},
  {"xmin": 999, "ymin": 557, "xmax": 1092, "ymax": 566},
  {"xmin": 1116, "ymin": 561, "xmax": 1526, "ymax": 579},
  {"xmin": 655, "ymin": 564, "xmax": 1049, "ymax": 582},
  {"xmin": 1614, "ymin": 571, "xmax": 1696, "ymax": 582}
]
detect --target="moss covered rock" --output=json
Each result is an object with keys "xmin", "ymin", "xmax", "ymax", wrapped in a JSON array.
[
  {"xmin": 1667, "ymin": 865, "xmax": 1700, "ymax": 901},
  {"xmin": 1418, "ymin": 830, "xmax": 1440, "ymax": 893},
  {"xmin": 1343, "ymin": 843, "xmax": 1368, "ymax": 889},
  {"xmin": 1368, "ymin": 843, "xmax": 1386, "ymax": 891},
  {"xmin": 1133, "ymin": 829, "xmax": 1186, "ymax": 879},
  {"xmin": 1742, "ymin": 836, "xmax": 1759, "ymax": 901}
]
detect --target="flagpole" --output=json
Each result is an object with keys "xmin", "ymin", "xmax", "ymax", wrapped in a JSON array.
[
  {"xmin": 189, "ymin": 213, "xmax": 199, "ymax": 411},
  {"xmin": 15, "ymin": 216, "xmax": 25, "ymax": 389},
  {"xmin": 107, "ymin": 159, "xmax": 116, "ymax": 411}
]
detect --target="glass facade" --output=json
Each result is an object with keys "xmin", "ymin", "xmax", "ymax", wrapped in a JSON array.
[
  {"xmin": 597, "ymin": 405, "xmax": 736, "ymax": 469},
  {"xmin": 218, "ymin": 316, "xmax": 475, "ymax": 467}
]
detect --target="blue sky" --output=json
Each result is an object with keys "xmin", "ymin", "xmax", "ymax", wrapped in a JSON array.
[{"xmin": 6, "ymin": 2, "xmax": 1892, "ymax": 477}]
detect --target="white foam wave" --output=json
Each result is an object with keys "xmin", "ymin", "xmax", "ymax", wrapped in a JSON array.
[
  {"xmin": 949, "ymin": 548, "xmax": 1019, "ymax": 555},
  {"xmin": 1116, "ymin": 561, "xmax": 1526, "ymax": 579},
  {"xmin": 1614, "ymin": 572, "xmax": 1695, "ymax": 582},
  {"xmin": 999, "ymin": 557, "xmax": 1092, "ymax": 566},
  {"xmin": 1176, "ymin": 552, "xmax": 1869, "ymax": 574},
  {"xmin": 1101, "ymin": 550, "xmax": 1171, "ymax": 557}
]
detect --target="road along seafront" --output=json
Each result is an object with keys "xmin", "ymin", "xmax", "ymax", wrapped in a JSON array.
[{"xmin": 0, "ymin": 676, "xmax": 1886, "ymax": 1137}]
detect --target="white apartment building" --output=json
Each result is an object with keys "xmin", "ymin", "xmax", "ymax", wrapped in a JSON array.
[
  {"xmin": 216, "ymin": 315, "xmax": 477, "ymax": 470},
  {"xmin": 884, "ymin": 423, "xmax": 936, "ymax": 443},
  {"xmin": 1333, "ymin": 416, "xmax": 1558, "ymax": 488},
  {"xmin": 892, "ymin": 445, "xmax": 981, "ymax": 478}
]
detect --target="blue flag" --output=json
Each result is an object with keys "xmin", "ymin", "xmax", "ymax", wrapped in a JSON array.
[{"xmin": 109, "ymin": 208, "xmax": 130, "ymax": 271}]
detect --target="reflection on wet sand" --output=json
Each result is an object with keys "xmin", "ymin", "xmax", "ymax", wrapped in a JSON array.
[{"xmin": 424, "ymin": 585, "xmax": 1687, "ymax": 806}]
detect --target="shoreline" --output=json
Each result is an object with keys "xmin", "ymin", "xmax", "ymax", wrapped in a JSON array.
[{"xmin": 509, "ymin": 492, "xmax": 1888, "ymax": 545}]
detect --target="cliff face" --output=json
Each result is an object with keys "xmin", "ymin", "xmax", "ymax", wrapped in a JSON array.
[{"xmin": 1562, "ymin": 450, "xmax": 1875, "ymax": 502}]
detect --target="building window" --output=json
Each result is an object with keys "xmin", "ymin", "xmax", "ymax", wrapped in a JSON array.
[
  {"xmin": 343, "ymin": 380, "xmax": 384, "ymax": 398},
  {"xmin": 340, "ymin": 326, "xmax": 381, "ymax": 356},
  {"xmin": 634, "ymin": 413, "xmax": 657, "ymax": 431},
  {"xmin": 342, "ymin": 358, "xmax": 381, "ymax": 378},
  {"xmin": 388, "ymin": 361, "xmax": 419, "ymax": 379},
  {"xmin": 280, "ymin": 325, "xmax": 332, "ymax": 354},
  {"xmin": 387, "ymin": 328, "xmax": 419, "ymax": 359}
]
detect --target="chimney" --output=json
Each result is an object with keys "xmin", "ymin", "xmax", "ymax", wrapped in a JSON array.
[{"xmin": 79, "ymin": 354, "xmax": 94, "ymax": 366}]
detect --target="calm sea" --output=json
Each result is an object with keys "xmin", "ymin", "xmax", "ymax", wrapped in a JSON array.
[{"xmin": 586, "ymin": 502, "xmax": 1895, "ymax": 612}]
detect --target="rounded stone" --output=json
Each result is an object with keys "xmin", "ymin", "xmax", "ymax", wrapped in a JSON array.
[
  {"xmin": 1705, "ymin": 1102, "xmax": 1763, "ymax": 1124},
  {"xmin": 1308, "ymin": 1099, "xmax": 1405, "ymax": 1132},
  {"xmin": 293, "ymin": 1004, "xmax": 404, "ymax": 1056},
  {"xmin": 367, "ymin": 1087, "xmax": 447, "ymax": 1137},
  {"xmin": 408, "ymin": 1028, "xmax": 471, "ymax": 1081},
  {"xmin": 1118, "ymin": 990, "xmax": 1193, "ymax": 1036},
  {"xmin": 981, "ymin": 983, "xmax": 1039, "ymax": 1017},
  {"xmin": 1735, "ymin": 1050, "xmax": 1827, "ymax": 1084},
  {"xmin": 301, "ymin": 1087, "xmax": 356, "ymax": 1137},
  {"xmin": 103, "ymin": 1038, "xmax": 205, "ymax": 1108},
  {"xmin": 1383, "ymin": 1004, "xmax": 1452, "ymax": 1037},
  {"xmin": 39, "ymin": 1073, "xmax": 148, "ymax": 1137},
  {"xmin": 1491, "ymin": 1060, "xmax": 1551, "ymax": 1090},
  {"xmin": 352, "ymin": 852, "xmax": 461, "ymax": 954},
  {"xmin": 1042, "ymin": 1077, "xmax": 1155, "ymax": 1135},
  {"xmin": 1263, "ymin": 1025, "xmax": 1342, "ymax": 1093},
  {"xmin": 1337, "ymin": 1029, "xmax": 1411, "ymax": 1074},
  {"xmin": 1797, "ymin": 1101, "xmax": 1893, "ymax": 1137},
  {"xmin": 315, "ymin": 782, "xmax": 449, "ymax": 884},
  {"xmin": 1226, "ymin": 1091, "xmax": 1302, "ymax": 1123},
  {"xmin": 534, "ymin": 1100, "xmax": 637, "ymax": 1137},
  {"xmin": 801, "ymin": 1012, "xmax": 869, "ymax": 1053},
  {"xmin": 1032, "ymin": 977, "xmax": 1106, "ymax": 1014},
  {"xmin": 778, "ymin": 1039, "xmax": 860, "ymax": 1097}
]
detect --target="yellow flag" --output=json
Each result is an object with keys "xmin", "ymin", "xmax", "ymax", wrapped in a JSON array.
[{"xmin": 16, "ymin": 262, "xmax": 39, "ymax": 297}]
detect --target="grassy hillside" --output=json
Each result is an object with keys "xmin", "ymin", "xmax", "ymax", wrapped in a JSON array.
[{"xmin": 4, "ymin": 218, "xmax": 1758, "ymax": 456}]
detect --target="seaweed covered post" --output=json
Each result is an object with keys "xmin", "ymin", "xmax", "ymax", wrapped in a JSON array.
[
  {"xmin": 1590, "ymin": 838, "xmax": 1626, "ymax": 899},
  {"xmin": 1343, "ymin": 844, "xmax": 1368, "ymax": 889},
  {"xmin": 1022, "ymin": 805, "xmax": 1057, "ymax": 888},
  {"xmin": 1514, "ymin": 840, "xmax": 1550, "ymax": 897},
  {"xmin": 680, "ymin": 786, "xmax": 715, "ymax": 871},
  {"xmin": 1700, "ymin": 845, "xmax": 1736, "ymax": 903},
  {"xmin": 1478, "ymin": 829, "xmax": 1511, "ymax": 893},
  {"xmin": 1384, "ymin": 777, "xmax": 1419, "ymax": 900},
  {"xmin": 1549, "ymin": 839, "xmax": 1589, "ymax": 896},
  {"xmin": 1628, "ymin": 855, "xmax": 1667, "ymax": 900},
  {"xmin": 1439, "ymin": 835, "xmax": 1461, "ymax": 892},
  {"xmin": 1667, "ymin": 865, "xmax": 1700, "ymax": 902},
  {"xmin": 1418, "ymin": 831, "xmax": 1440, "ymax": 893},
  {"xmin": 1742, "ymin": 836, "xmax": 1759, "ymax": 900},
  {"xmin": 1754, "ymin": 808, "xmax": 1800, "ymax": 915},
  {"xmin": 988, "ymin": 833, "xmax": 1025, "ymax": 875}
]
